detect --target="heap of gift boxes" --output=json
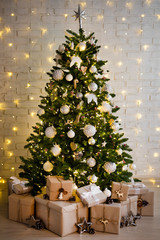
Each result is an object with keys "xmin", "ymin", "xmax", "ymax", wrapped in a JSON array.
[{"xmin": 8, "ymin": 176, "xmax": 154, "ymax": 237}]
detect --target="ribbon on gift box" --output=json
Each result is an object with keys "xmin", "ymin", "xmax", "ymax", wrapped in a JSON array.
[
  {"xmin": 10, "ymin": 176, "xmax": 29, "ymax": 190},
  {"xmin": 81, "ymin": 185, "xmax": 101, "ymax": 204}
]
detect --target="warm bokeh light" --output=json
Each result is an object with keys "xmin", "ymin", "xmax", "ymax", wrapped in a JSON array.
[{"xmin": 12, "ymin": 127, "xmax": 18, "ymax": 132}]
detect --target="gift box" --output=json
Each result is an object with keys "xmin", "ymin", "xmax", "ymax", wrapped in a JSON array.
[
  {"xmin": 120, "ymin": 196, "xmax": 138, "ymax": 217},
  {"xmin": 8, "ymin": 177, "xmax": 32, "ymax": 195},
  {"xmin": 91, "ymin": 203, "xmax": 121, "ymax": 234},
  {"xmin": 137, "ymin": 190, "xmax": 154, "ymax": 216},
  {"xmin": 48, "ymin": 201, "xmax": 88, "ymax": 237},
  {"xmin": 111, "ymin": 182, "xmax": 129, "ymax": 201},
  {"xmin": 128, "ymin": 182, "xmax": 149, "ymax": 195},
  {"xmin": 76, "ymin": 184, "xmax": 106, "ymax": 207},
  {"xmin": 8, "ymin": 193, "xmax": 35, "ymax": 224},
  {"xmin": 46, "ymin": 176, "xmax": 73, "ymax": 201},
  {"xmin": 35, "ymin": 195, "xmax": 49, "ymax": 229}
]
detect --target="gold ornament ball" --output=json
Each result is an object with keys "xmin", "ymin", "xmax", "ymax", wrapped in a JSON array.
[
  {"xmin": 88, "ymin": 137, "xmax": 96, "ymax": 145},
  {"xmin": 43, "ymin": 161, "xmax": 53, "ymax": 172}
]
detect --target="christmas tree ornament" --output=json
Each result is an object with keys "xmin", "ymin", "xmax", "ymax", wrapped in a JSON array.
[
  {"xmin": 37, "ymin": 109, "xmax": 45, "ymax": 116},
  {"xmin": 70, "ymin": 55, "xmax": 82, "ymax": 68},
  {"xmin": 62, "ymin": 90, "xmax": 68, "ymax": 98},
  {"xmin": 90, "ymin": 37, "xmax": 95, "ymax": 45},
  {"xmin": 74, "ymin": 113, "xmax": 81, "ymax": 124},
  {"xmin": 76, "ymin": 218, "xmax": 92, "ymax": 234},
  {"xmin": 76, "ymin": 92, "xmax": 83, "ymax": 99},
  {"xmin": 106, "ymin": 94, "xmax": 112, "ymax": 101},
  {"xmin": 45, "ymin": 126, "xmax": 57, "ymax": 138},
  {"xmin": 51, "ymin": 144, "xmax": 61, "ymax": 156},
  {"xmin": 112, "ymin": 122, "xmax": 120, "ymax": 131},
  {"xmin": 78, "ymin": 41, "xmax": 86, "ymax": 51},
  {"xmin": 98, "ymin": 101, "xmax": 112, "ymax": 113},
  {"xmin": 55, "ymin": 54, "xmax": 62, "ymax": 63},
  {"xmin": 103, "ymin": 188, "xmax": 111, "ymax": 197},
  {"xmin": 89, "ymin": 65, "xmax": 97, "ymax": 73},
  {"xmin": 104, "ymin": 162, "xmax": 116, "ymax": 174},
  {"xmin": 102, "ymin": 83, "xmax": 113, "ymax": 93},
  {"xmin": 71, "ymin": 41, "xmax": 74, "ymax": 50},
  {"xmin": 43, "ymin": 161, "xmax": 53, "ymax": 172},
  {"xmin": 52, "ymin": 69, "xmax": 64, "ymax": 80},
  {"xmin": 26, "ymin": 215, "xmax": 45, "ymax": 229},
  {"xmin": 88, "ymin": 82, "xmax": 98, "ymax": 92},
  {"xmin": 74, "ymin": 151, "xmax": 83, "ymax": 160},
  {"xmin": 116, "ymin": 148, "xmax": 123, "ymax": 155},
  {"xmin": 122, "ymin": 165, "xmax": 128, "ymax": 171},
  {"xmin": 67, "ymin": 129, "xmax": 75, "ymax": 138},
  {"xmin": 70, "ymin": 142, "xmax": 77, "ymax": 151},
  {"xmin": 85, "ymin": 93, "xmax": 97, "ymax": 104},
  {"xmin": 73, "ymin": 4, "xmax": 86, "ymax": 29},
  {"xmin": 58, "ymin": 45, "xmax": 65, "ymax": 52},
  {"xmin": 81, "ymin": 66, "xmax": 87, "ymax": 74},
  {"xmin": 83, "ymin": 124, "xmax": 97, "ymax": 138},
  {"xmin": 88, "ymin": 137, "xmax": 96, "ymax": 145},
  {"xmin": 91, "ymin": 174, "xmax": 98, "ymax": 183},
  {"xmin": 77, "ymin": 100, "xmax": 84, "ymax": 109},
  {"xmin": 87, "ymin": 157, "xmax": 96, "ymax": 167},
  {"xmin": 66, "ymin": 73, "xmax": 73, "ymax": 81},
  {"xmin": 129, "ymin": 163, "xmax": 136, "ymax": 170},
  {"xmin": 73, "ymin": 79, "xmax": 79, "ymax": 89},
  {"xmin": 102, "ymin": 141, "xmax": 107, "ymax": 147},
  {"xmin": 60, "ymin": 105, "xmax": 70, "ymax": 114}
]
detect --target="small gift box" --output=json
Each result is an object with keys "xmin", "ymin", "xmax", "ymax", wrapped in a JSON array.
[
  {"xmin": 46, "ymin": 176, "xmax": 73, "ymax": 201},
  {"xmin": 8, "ymin": 193, "xmax": 35, "ymax": 224},
  {"xmin": 48, "ymin": 201, "xmax": 88, "ymax": 237},
  {"xmin": 91, "ymin": 203, "xmax": 121, "ymax": 234},
  {"xmin": 120, "ymin": 196, "xmax": 138, "ymax": 217},
  {"xmin": 137, "ymin": 190, "xmax": 154, "ymax": 216},
  {"xmin": 35, "ymin": 195, "xmax": 49, "ymax": 229},
  {"xmin": 76, "ymin": 184, "xmax": 106, "ymax": 207},
  {"xmin": 8, "ymin": 176, "xmax": 32, "ymax": 195},
  {"xmin": 111, "ymin": 182, "xmax": 129, "ymax": 201}
]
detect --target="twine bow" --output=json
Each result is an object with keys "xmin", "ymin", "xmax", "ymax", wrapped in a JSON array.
[{"xmin": 81, "ymin": 185, "xmax": 101, "ymax": 204}]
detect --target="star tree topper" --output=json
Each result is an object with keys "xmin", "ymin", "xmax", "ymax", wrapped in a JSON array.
[{"xmin": 73, "ymin": 4, "xmax": 86, "ymax": 29}]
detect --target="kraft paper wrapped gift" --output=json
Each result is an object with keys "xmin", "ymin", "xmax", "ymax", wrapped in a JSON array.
[
  {"xmin": 46, "ymin": 176, "xmax": 73, "ymax": 201},
  {"xmin": 128, "ymin": 182, "xmax": 149, "ymax": 195},
  {"xmin": 120, "ymin": 196, "xmax": 138, "ymax": 217},
  {"xmin": 111, "ymin": 182, "xmax": 129, "ymax": 201},
  {"xmin": 137, "ymin": 190, "xmax": 154, "ymax": 216},
  {"xmin": 35, "ymin": 195, "xmax": 49, "ymax": 229},
  {"xmin": 8, "ymin": 177, "xmax": 32, "ymax": 195},
  {"xmin": 91, "ymin": 203, "xmax": 121, "ymax": 234},
  {"xmin": 8, "ymin": 193, "xmax": 35, "ymax": 224},
  {"xmin": 76, "ymin": 184, "xmax": 106, "ymax": 207},
  {"xmin": 48, "ymin": 201, "xmax": 88, "ymax": 237}
]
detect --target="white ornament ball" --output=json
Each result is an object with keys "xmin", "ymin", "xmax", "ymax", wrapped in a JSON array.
[
  {"xmin": 79, "ymin": 41, "xmax": 86, "ymax": 51},
  {"xmin": 83, "ymin": 125, "xmax": 97, "ymax": 138},
  {"xmin": 100, "ymin": 101, "xmax": 112, "ymax": 113},
  {"xmin": 107, "ymin": 94, "xmax": 112, "ymax": 101},
  {"xmin": 87, "ymin": 157, "xmax": 96, "ymax": 167},
  {"xmin": 60, "ymin": 105, "xmax": 70, "ymax": 114},
  {"xmin": 76, "ymin": 92, "xmax": 83, "ymax": 99},
  {"xmin": 37, "ymin": 109, "xmax": 45, "ymax": 116},
  {"xmin": 112, "ymin": 122, "xmax": 120, "ymax": 131},
  {"xmin": 89, "ymin": 65, "xmax": 97, "ymax": 73},
  {"xmin": 102, "ymin": 83, "xmax": 113, "ymax": 93},
  {"xmin": 53, "ymin": 70, "xmax": 64, "ymax": 80},
  {"xmin": 67, "ymin": 129, "xmax": 75, "ymax": 138},
  {"xmin": 104, "ymin": 162, "xmax": 116, "ymax": 174},
  {"xmin": 45, "ymin": 126, "xmax": 57, "ymax": 138},
  {"xmin": 51, "ymin": 144, "xmax": 61, "ymax": 156},
  {"xmin": 58, "ymin": 45, "xmax": 65, "ymax": 52},
  {"xmin": 91, "ymin": 174, "xmax": 98, "ymax": 183},
  {"xmin": 122, "ymin": 165, "xmax": 128, "ymax": 171},
  {"xmin": 88, "ymin": 82, "xmax": 98, "ymax": 92},
  {"xmin": 129, "ymin": 163, "xmax": 136, "ymax": 170},
  {"xmin": 88, "ymin": 137, "xmax": 96, "ymax": 145},
  {"xmin": 103, "ymin": 188, "xmax": 111, "ymax": 197},
  {"xmin": 66, "ymin": 74, "xmax": 73, "ymax": 82},
  {"xmin": 116, "ymin": 148, "xmax": 123, "ymax": 155},
  {"xmin": 43, "ymin": 161, "xmax": 53, "ymax": 172}
]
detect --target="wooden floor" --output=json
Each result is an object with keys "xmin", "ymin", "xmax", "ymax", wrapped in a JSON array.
[{"xmin": 0, "ymin": 181, "xmax": 160, "ymax": 240}]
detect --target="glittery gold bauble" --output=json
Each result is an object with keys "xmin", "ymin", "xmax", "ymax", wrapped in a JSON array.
[
  {"xmin": 70, "ymin": 142, "xmax": 77, "ymax": 151},
  {"xmin": 43, "ymin": 161, "xmax": 53, "ymax": 172}
]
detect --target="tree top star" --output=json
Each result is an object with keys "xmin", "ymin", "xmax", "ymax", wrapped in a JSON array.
[{"xmin": 73, "ymin": 4, "xmax": 86, "ymax": 29}]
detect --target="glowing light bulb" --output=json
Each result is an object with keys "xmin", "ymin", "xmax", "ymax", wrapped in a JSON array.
[
  {"xmin": 153, "ymin": 152, "xmax": 159, "ymax": 157},
  {"xmin": 121, "ymin": 90, "xmax": 126, "ymax": 96},
  {"xmin": 122, "ymin": 17, "xmax": 126, "ymax": 21},
  {"xmin": 6, "ymin": 139, "xmax": 11, "ymax": 145},
  {"xmin": 137, "ymin": 29, "xmax": 143, "ymax": 35},
  {"xmin": 0, "ymin": 31, "xmax": 3, "ymax": 38},
  {"xmin": 141, "ymin": 14, "xmax": 145, "ymax": 17},
  {"xmin": 13, "ymin": 99, "xmax": 19, "ymax": 105},
  {"xmin": 64, "ymin": 14, "xmax": 68, "ymax": 18},
  {"xmin": 126, "ymin": 2, "xmax": 133, "ymax": 9},
  {"xmin": 11, "ymin": 13, "xmax": 15, "ymax": 16},
  {"xmin": 41, "ymin": 28, "xmax": 47, "ymax": 35},
  {"xmin": 145, "ymin": 0, "xmax": 151, "ymax": 5},
  {"xmin": 143, "ymin": 45, "xmax": 149, "ymax": 51},
  {"xmin": 12, "ymin": 127, "xmax": 18, "ymax": 131},
  {"xmin": 8, "ymin": 43, "xmax": 13, "ymax": 47},
  {"xmin": 5, "ymin": 27, "xmax": 11, "ymax": 33},
  {"xmin": 106, "ymin": 1, "xmax": 113, "ymax": 7},
  {"xmin": 9, "ymin": 152, "xmax": 13, "ymax": 157},
  {"xmin": 80, "ymin": 2, "xmax": 86, "ymax": 7},
  {"xmin": 136, "ymin": 113, "xmax": 142, "ymax": 120},
  {"xmin": 97, "ymin": 15, "xmax": 104, "ymax": 21},
  {"xmin": 30, "ymin": 112, "xmax": 35, "ymax": 117},
  {"xmin": 24, "ymin": 53, "xmax": 30, "ymax": 59},
  {"xmin": 48, "ymin": 57, "xmax": 53, "ymax": 63},
  {"xmin": 137, "ymin": 58, "xmax": 142, "ymax": 64},
  {"xmin": 104, "ymin": 45, "xmax": 108, "ymax": 49},
  {"xmin": 148, "ymin": 166, "xmax": 154, "ymax": 173},
  {"xmin": 26, "ymin": 83, "xmax": 31, "ymax": 88},
  {"xmin": 149, "ymin": 179, "xmax": 155, "ymax": 185},
  {"xmin": 136, "ymin": 100, "xmax": 142, "ymax": 106},
  {"xmin": 27, "ymin": 26, "xmax": 31, "ymax": 30},
  {"xmin": 48, "ymin": 43, "xmax": 54, "ymax": 50},
  {"xmin": 117, "ymin": 61, "xmax": 123, "ymax": 66},
  {"xmin": 30, "ymin": 97, "xmax": 34, "ymax": 100},
  {"xmin": 156, "ymin": 14, "xmax": 160, "ymax": 20},
  {"xmin": 11, "ymin": 167, "xmax": 15, "ymax": 170},
  {"xmin": 8, "ymin": 72, "xmax": 13, "ymax": 77}
]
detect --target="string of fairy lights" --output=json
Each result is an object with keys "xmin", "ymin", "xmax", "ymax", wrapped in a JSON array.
[{"xmin": 0, "ymin": 0, "xmax": 160, "ymax": 186}]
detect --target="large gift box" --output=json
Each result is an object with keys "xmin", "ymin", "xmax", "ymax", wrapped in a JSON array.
[
  {"xmin": 46, "ymin": 176, "xmax": 73, "ymax": 201},
  {"xmin": 8, "ymin": 177, "xmax": 32, "ymax": 195},
  {"xmin": 48, "ymin": 200, "xmax": 88, "ymax": 237},
  {"xmin": 137, "ymin": 190, "xmax": 154, "ymax": 216},
  {"xmin": 8, "ymin": 193, "xmax": 35, "ymax": 224},
  {"xmin": 111, "ymin": 182, "xmax": 129, "ymax": 201},
  {"xmin": 35, "ymin": 195, "xmax": 49, "ymax": 229},
  {"xmin": 91, "ymin": 203, "xmax": 121, "ymax": 234},
  {"xmin": 120, "ymin": 196, "xmax": 138, "ymax": 217},
  {"xmin": 127, "ymin": 182, "xmax": 149, "ymax": 195},
  {"xmin": 76, "ymin": 184, "xmax": 106, "ymax": 207}
]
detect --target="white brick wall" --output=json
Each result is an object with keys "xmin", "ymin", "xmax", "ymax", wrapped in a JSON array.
[{"xmin": 0, "ymin": 0, "xmax": 160, "ymax": 180}]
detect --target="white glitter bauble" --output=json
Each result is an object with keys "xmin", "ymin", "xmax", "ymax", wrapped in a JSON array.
[
  {"xmin": 66, "ymin": 74, "xmax": 73, "ymax": 82},
  {"xmin": 89, "ymin": 65, "xmax": 97, "ymax": 73},
  {"xmin": 91, "ymin": 174, "xmax": 98, "ymax": 183},
  {"xmin": 102, "ymin": 83, "xmax": 113, "ymax": 93},
  {"xmin": 51, "ymin": 144, "xmax": 61, "ymax": 156},
  {"xmin": 104, "ymin": 162, "xmax": 116, "ymax": 174},
  {"xmin": 88, "ymin": 82, "xmax": 98, "ymax": 92},
  {"xmin": 43, "ymin": 161, "xmax": 53, "ymax": 172},
  {"xmin": 76, "ymin": 92, "xmax": 83, "ymax": 99},
  {"xmin": 45, "ymin": 126, "xmax": 57, "ymax": 138},
  {"xmin": 37, "ymin": 109, "xmax": 45, "ymax": 116},
  {"xmin": 52, "ymin": 70, "xmax": 64, "ymax": 80},
  {"xmin": 103, "ymin": 188, "xmax": 111, "ymax": 197},
  {"xmin": 79, "ymin": 41, "xmax": 86, "ymax": 51},
  {"xmin": 116, "ymin": 148, "xmax": 123, "ymax": 155},
  {"xmin": 60, "ymin": 105, "xmax": 70, "ymax": 114},
  {"xmin": 112, "ymin": 122, "xmax": 120, "ymax": 131},
  {"xmin": 88, "ymin": 137, "xmax": 96, "ymax": 145},
  {"xmin": 87, "ymin": 157, "xmax": 96, "ymax": 167},
  {"xmin": 67, "ymin": 129, "xmax": 75, "ymax": 138},
  {"xmin": 99, "ymin": 101, "xmax": 112, "ymax": 113},
  {"xmin": 58, "ymin": 45, "xmax": 65, "ymax": 52},
  {"xmin": 129, "ymin": 163, "xmax": 136, "ymax": 170},
  {"xmin": 83, "ymin": 125, "xmax": 97, "ymax": 138}
]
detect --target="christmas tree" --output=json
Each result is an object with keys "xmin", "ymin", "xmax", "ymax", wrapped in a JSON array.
[{"xmin": 19, "ymin": 6, "xmax": 135, "ymax": 196}]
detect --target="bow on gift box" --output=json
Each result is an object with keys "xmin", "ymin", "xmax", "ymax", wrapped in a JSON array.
[
  {"xmin": 58, "ymin": 188, "xmax": 68, "ymax": 200},
  {"xmin": 10, "ymin": 176, "xmax": 29, "ymax": 189},
  {"xmin": 81, "ymin": 185, "xmax": 101, "ymax": 204}
]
